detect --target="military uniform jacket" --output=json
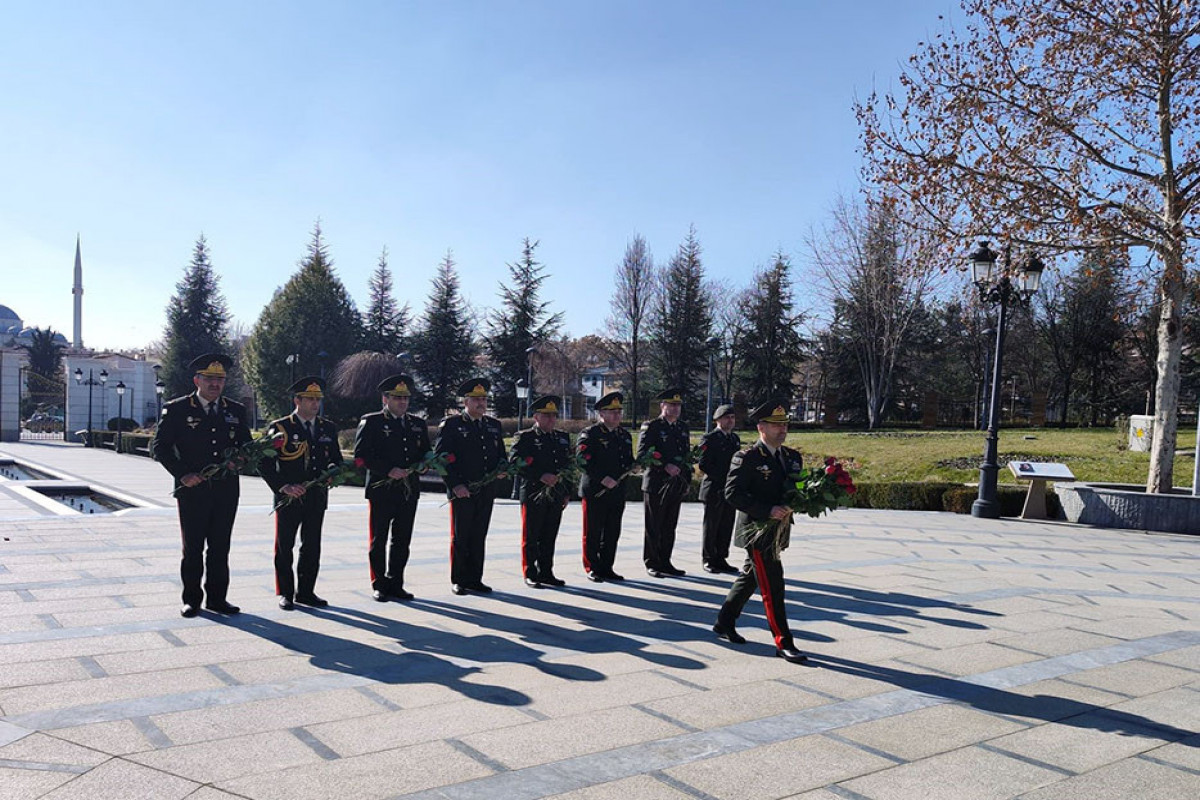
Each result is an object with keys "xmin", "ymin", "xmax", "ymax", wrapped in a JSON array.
[
  {"xmin": 153, "ymin": 393, "xmax": 251, "ymax": 488},
  {"xmin": 510, "ymin": 427, "xmax": 573, "ymax": 503},
  {"xmin": 353, "ymin": 410, "xmax": 431, "ymax": 499},
  {"xmin": 725, "ymin": 442, "xmax": 803, "ymax": 551},
  {"xmin": 636, "ymin": 416, "xmax": 691, "ymax": 491},
  {"xmin": 258, "ymin": 413, "xmax": 344, "ymax": 494},
  {"xmin": 434, "ymin": 412, "xmax": 507, "ymax": 496},
  {"xmin": 576, "ymin": 422, "xmax": 634, "ymax": 498},
  {"xmin": 697, "ymin": 428, "xmax": 741, "ymax": 502}
]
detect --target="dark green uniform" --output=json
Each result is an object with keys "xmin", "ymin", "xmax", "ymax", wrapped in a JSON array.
[
  {"xmin": 577, "ymin": 421, "xmax": 634, "ymax": 577},
  {"xmin": 698, "ymin": 427, "xmax": 741, "ymax": 569},
  {"xmin": 153, "ymin": 393, "xmax": 250, "ymax": 608},
  {"xmin": 510, "ymin": 426, "xmax": 572, "ymax": 583},
  {"xmin": 434, "ymin": 411, "xmax": 507, "ymax": 588},
  {"xmin": 637, "ymin": 415, "xmax": 691, "ymax": 573}
]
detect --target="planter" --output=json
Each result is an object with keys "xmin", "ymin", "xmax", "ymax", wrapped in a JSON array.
[{"xmin": 1056, "ymin": 482, "xmax": 1200, "ymax": 536}]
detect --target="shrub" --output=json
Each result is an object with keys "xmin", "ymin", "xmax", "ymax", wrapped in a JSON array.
[
  {"xmin": 851, "ymin": 482, "xmax": 960, "ymax": 511},
  {"xmin": 106, "ymin": 416, "xmax": 139, "ymax": 432},
  {"xmin": 942, "ymin": 486, "xmax": 1062, "ymax": 518}
]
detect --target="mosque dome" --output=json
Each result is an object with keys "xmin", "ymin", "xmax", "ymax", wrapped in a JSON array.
[{"xmin": 0, "ymin": 304, "xmax": 20, "ymax": 331}]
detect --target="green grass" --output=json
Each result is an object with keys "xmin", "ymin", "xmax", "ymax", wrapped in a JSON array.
[{"xmin": 739, "ymin": 427, "xmax": 1198, "ymax": 487}]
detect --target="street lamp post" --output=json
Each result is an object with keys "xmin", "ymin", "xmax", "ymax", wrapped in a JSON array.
[
  {"xmin": 515, "ymin": 379, "xmax": 529, "ymax": 429},
  {"xmin": 969, "ymin": 241, "xmax": 1045, "ymax": 519},
  {"xmin": 285, "ymin": 353, "xmax": 300, "ymax": 384},
  {"xmin": 152, "ymin": 365, "xmax": 163, "ymax": 419},
  {"xmin": 73, "ymin": 367, "xmax": 108, "ymax": 446},
  {"xmin": 524, "ymin": 346, "xmax": 537, "ymax": 420},
  {"xmin": 115, "ymin": 381, "xmax": 127, "ymax": 453},
  {"xmin": 704, "ymin": 336, "xmax": 720, "ymax": 433}
]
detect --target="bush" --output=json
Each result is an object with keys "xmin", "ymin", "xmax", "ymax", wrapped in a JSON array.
[
  {"xmin": 851, "ymin": 482, "xmax": 960, "ymax": 511},
  {"xmin": 942, "ymin": 486, "xmax": 1062, "ymax": 518},
  {"xmin": 106, "ymin": 417, "xmax": 139, "ymax": 432}
]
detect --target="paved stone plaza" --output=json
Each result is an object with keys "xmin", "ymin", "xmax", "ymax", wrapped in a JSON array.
[{"xmin": 0, "ymin": 441, "xmax": 1197, "ymax": 799}]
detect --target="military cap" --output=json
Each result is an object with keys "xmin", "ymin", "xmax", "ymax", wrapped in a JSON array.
[
  {"xmin": 655, "ymin": 387, "xmax": 684, "ymax": 404},
  {"xmin": 456, "ymin": 378, "xmax": 491, "ymax": 397},
  {"xmin": 189, "ymin": 353, "xmax": 232, "ymax": 377},
  {"xmin": 531, "ymin": 395, "xmax": 562, "ymax": 415},
  {"xmin": 290, "ymin": 376, "xmax": 325, "ymax": 398},
  {"xmin": 594, "ymin": 391, "xmax": 623, "ymax": 411},
  {"xmin": 712, "ymin": 403, "xmax": 736, "ymax": 420},
  {"xmin": 378, "ymin": 374, "xmax": 414, "ymax": 397},
  {"xmin": 750, "ymin": 399, "xmax": 791, "ymax": 424}
]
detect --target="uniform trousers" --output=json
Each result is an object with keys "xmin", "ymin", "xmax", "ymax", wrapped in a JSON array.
[
  {"xmin": 367, "ymin": 488, "xmax": 419, "ymax": 591},
  {"xmin": 716, "ymin": 548, "xmax": 794, "ymax": 649},
  {"xmin": 273, "ymin": 490, "xmax": 327, "ymax": 599},
  {"xmin": 521, "ymin": 499, "xmax": 564, "ymax": 580},
  {"xmin": 449, "ymin": 488, "xmax": 495, "ymax": 586},
  {"xmin": 642, "ymin": 483, "xmax": 684, "ymax": 570},
  {"xmin": 701, "ymin": 495, "xmax": 736, "ymax": 566},
  {"xmin": 176, "ymin": 478, "xmax": 239, "ymax": 607},
  {"xmin": 581, "ymin": 494, "xmax": 624, "ymax": 574}
]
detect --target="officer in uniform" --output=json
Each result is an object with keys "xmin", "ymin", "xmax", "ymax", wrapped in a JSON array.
[
  {"xmin": 153, "ymin": 353, "xmax": 250, "ymax": 618},
  {"xmin": 510, "ymin": 395, "xmax": 572, "ymax": 588},
  {"xmin": 353, "ymin": 374, "xmax": 430, "ymax": 602},
  {"xmin": 259, "ymin": 377, "xmax": 344, "ymax": 609},
  {"xmin": 434, "ymin": 378, "xmax": 508, "ymax": 595},
  {"xmin": 577, "ymin": 391, "xmax": 634, "ymax": 582},
  {"xmin": 713, "ymin": 400, "xmax": 808, "ymax": 663},
  {"xmin": 637, "ymin": 387, "xmax": 691, "ymax": 578},
  {"xmin": 698, "ymin": 404, "xmax": 741, "ymax": 574}
]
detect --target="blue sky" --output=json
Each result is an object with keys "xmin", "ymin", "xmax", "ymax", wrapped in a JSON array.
[{"xmin": 1, "ymin": 0, "xmax": 956, "ymax": 350}]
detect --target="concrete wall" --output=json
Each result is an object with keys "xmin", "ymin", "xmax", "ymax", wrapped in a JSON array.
[
  {"xmin": 0, "ymin": 349, "xmax": 28, "ymax": 443},
  {"xmin": 64, "ymin": 355, "xmax": 163, "ymax": 443}
]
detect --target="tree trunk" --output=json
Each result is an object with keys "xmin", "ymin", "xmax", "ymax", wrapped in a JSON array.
[{"xmin": 1147, "ymin": 249, "xmax": 1185, "ymax": 493}]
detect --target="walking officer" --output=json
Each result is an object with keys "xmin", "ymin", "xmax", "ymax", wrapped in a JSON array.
[
  {"xmin": 713, "ymin": 400, "xmax": 808, "ymax": 664},
  {"xmin": 259, "ymin": 377, "xmax": 344, "ymax": 610},
  {"xmin": 698, "ymin": 404, "xmax": 741, "ymax": 574},
  {"xmin": 637, "ymin": 387, "xmax": 691, "ymax": 578},
  {"xmin": 153, "ymin": 353, "xmax": 250, "ymax": 618},
  {"xmin": 353, "ymin": 374, "xmax": 431, "ymax": 602},
  {"xmin": 510, "ymin": 395, "xmax": 572, "ymax": 588},
  {"xmin": 434, "ymin": 378, "xmax": 508, "ymax": 595},
  {"xmin": 577, "ymin": 391, "xmax": 633, "ymax": 582}
]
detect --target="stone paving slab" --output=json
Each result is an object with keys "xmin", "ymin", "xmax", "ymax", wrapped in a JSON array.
[{"xmin": 0, "ymin": 441, "xmax": 1198, "ymax": 798}]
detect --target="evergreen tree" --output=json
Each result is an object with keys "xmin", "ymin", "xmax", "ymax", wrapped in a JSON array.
[
  {"xmin": 648, "ymin": 226, "xmax": 713, "ymax": 419},
  {"xmin": 160, "ymin": 235, "xmax": 232, "ymax": 399},
  {"xmin": 242, "ymin": 223, "xmax": 364, "ymax": 421},
  {"xmin": 732, "ymin": 253, "xmax": 807, "ymax": 403},
  {"xmin": 409, "ymin": 251, "xmax": 479, "ymax": 419},
  {"xmin": 362, "ymin": 247, "xmax": 409, "ymax": 354},
  {"xmin": 483, "ymin": 238, "xmax": 563, "ymax": 417},
  {"xmin": 19, "ymin": 328, "xmax": 65, "ymax": 412}
]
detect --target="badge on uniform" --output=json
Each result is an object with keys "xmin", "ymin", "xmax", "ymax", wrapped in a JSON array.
[{"xmin": 186, "ymin": 416, "xmax": 198, "ymax": 429}]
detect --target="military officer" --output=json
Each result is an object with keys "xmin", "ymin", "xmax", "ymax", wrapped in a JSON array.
[
  {"xmin": 510, "ymin": 395, "xmax": 573, "ymax": 588},
  {"xmin": 353, "ymin": 374, "xmax": 430, "ymax": 602},
  {"xmin": 153, "ymin": 353, "xmax": 251, "ymax": 618},
  {"xmin": 259, "ymin": 377, "xmax": 344, "ymax": 610},
  {"xmin": 636, "ymin": 387, "xmax": 691, "ymax": 578},
  {"xmin": 713, "ymin": 400, "xmax": 808, "ymax": 663},
  {"xmin": 577, "ymin": 391, "xmax": 634, "ymax": 582},
  {"xmin": 698, "ymin": 404, "xmax": 741, "ymax": 574},
  {"xmin": 434, "ymin": 378, "xmax": 508, "ymax": 595}
]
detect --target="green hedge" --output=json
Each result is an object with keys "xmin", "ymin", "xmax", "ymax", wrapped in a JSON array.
[{"xmin": 847, "ymin": 481, "xmax": 1060, "ymax": 517}]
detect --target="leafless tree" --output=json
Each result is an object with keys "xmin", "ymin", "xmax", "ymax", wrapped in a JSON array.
[{"xmin": 605, "ymin": 234, "xmax": 657, "ymax": 426}]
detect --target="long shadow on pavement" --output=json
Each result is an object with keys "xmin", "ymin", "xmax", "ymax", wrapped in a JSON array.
[{"xmin": 811, "ymin": 653, "xmax": 1197, "ymax": 745}]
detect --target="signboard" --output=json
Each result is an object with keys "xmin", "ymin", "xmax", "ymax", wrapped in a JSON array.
[{"xmin": 1008, "ymin": 462, "xmax": 1075, "ymax": 481}]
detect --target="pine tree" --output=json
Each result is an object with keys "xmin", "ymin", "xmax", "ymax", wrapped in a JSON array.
[
  {"xmin": 483, "ymin": 238, "xmax": 563, "ymax": 417},
  {"xmin": 160, "ymin": 235, "xmax": 233, "ymax": 400},
  {"xmin": 242, "ymin": 223, "xmax": 364, "ymax": 421},
  {"xmin": 732, "ymin": 252, "xmax": 807, "ymax": 403},
  {"xmin": 19, "ymin": 328, "xmax": 66, "ymax": 411},
  {"xmin": 361, "ymin": 247, "xmax": 408, "ymax": 354},
  {"xmin": 409, "ymin": 251, "xmax": 479, "ymax": 419},
  {"xmin": 648, "ymin": 226, "xmax": 714, "ymax": 419}
]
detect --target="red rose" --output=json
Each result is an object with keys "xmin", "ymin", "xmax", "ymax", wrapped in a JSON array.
[
  {"xmin": 652, "ymin": 451, "xmax": 662, "ymax": 459},
  {"xmin": 525, "ymin": 456, "xmax": 534, "ymax": 465},
  {"xmin": 846, "ymin": 484, "xmax": 857, "ymax": 495},
  {"xmin": 825, "ymin": 465, "xmax": 837, "ymax": 475},
  {"xmin": 271, "ymin": 437, "xmax": 285, "ymax": 450},
  {"xmin": 445, "ymin": 454, "xmax": 456, "ymax": 463},
  {"xmin": 354, "ymin": 457, "xmax": 366, "ymax": 468},
  {"xmin": 584, "ymin": 454, "xmax": 591, "ymax": 460},
  {"xmin": 579, "ymin": 444, "xmax": 587, "ymax": 451}
]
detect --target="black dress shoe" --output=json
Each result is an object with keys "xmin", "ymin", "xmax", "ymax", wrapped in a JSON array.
[
  {"xmin": 469, "ymin": 582, "xmax": 493, "ymax": 594},
  {"xmin": 205, "ymin": 600, "xmax": 240, "ymax": 615},
  {"xmin": 703, "ymin": 563, "xmax": 719, "ymax": 574},
  {"xmin": 718, "ymin": 562, "xmax": 741, "ymax": 575},
  {"xmin": 662, "ymin": 564, "xmax": 686, "ymax": 577},
  {"xmin": 278, "ymin": 596, "xmax": 295, "ymax": 610},
  {"xmin": 295, "ymin": 593, "xmax": 328, "ymax": 608},
  {"xmin": 777, "ymin": 645, "xmax": 808, "ymax": 664},
  {"xmin": 541, "ymin": 575, "xmax": 566, "ymax": 587},
  {"xmin": 392, "ymin": 588, "xmax": 414, "ymax": 601},
  {"xmin": 524, "ymin": 577, "xmax": 543, "ymax": 588},
  {"xmin": 586, "ymin": 571, "xmax": 605, "ymax": 583},
  {"xmin": 180, "ymin": 604, "xmax": 199, "ymax": 618},
  {"xmin": 647, "ymin": 568, "xmax": 666, "ymax": 579},
  {"xmin": 604, "ymin": 571, "xmax": 625, "ymax": 581},
  {"xmin": 372, "ymin": 589, "xmax": 389, "ymax": 602},
  {"xmin": 451, "ymin": 584, "xmax": 468, "ymax": 595},
  {"xmin": 712, "ymin": 623, "xmax": 746, "ymax": 644}
]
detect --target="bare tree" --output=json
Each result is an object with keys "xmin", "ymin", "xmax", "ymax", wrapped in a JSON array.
[
  {"xmin": 605, "ymin": 234, "xmax": 657, "ymax": 425},
  {"xmin": 858, "ymin": 0, "xmax": 1200, "ymax": 491},
  {"xmin": 806, "ymin": 197, "xmax": 939, "ymax": 428}
]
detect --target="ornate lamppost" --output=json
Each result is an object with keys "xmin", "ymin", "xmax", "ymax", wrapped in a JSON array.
[
  {"xmin": 115, "ymin": 381, "xmax": 127, "ymax": 453},
  {"xmin": 969, "ymin": 241, "xmax": 1045, "ymax": 518},
  {"xmin": 73, "ymin": 367, "xmax": 108, "ymax": 446}
]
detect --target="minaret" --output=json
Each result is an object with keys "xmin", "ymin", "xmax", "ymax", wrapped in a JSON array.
[{"xmin": 72, "ymin": 235, "xmax": 83, "ymax": 349}]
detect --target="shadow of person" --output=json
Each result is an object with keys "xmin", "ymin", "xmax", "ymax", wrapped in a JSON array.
[
  {"xmin": 810, "ymin": 653, "xmax": 1197, "ymax": 744},
  {"xmin": 216, "ymin": 611, "xmax": 531, "ymax": 706},
  {"xmin": 413, "ymin": 593, "xmax": 706, "ymax": 671},
  {"xmin": 781, "ymin": 580, "xmax": 993, "ymax": 630}
]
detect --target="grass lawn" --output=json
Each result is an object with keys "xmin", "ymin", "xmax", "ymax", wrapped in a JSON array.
[{"xmin": 759, "ymin": 427, "xmax": 1200, "ymax": 487}]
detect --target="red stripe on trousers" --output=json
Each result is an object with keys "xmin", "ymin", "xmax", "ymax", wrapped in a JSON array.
[
  {"xmin": 580, "ymin": 498, "xmax": 592, "ymax": 572},
  {"xmin": 752, "ymin": 549, "xmax": 786, "ymax": 649},
  {"xmin": 520, "ymin": 503, "xmax": 529, "ymax": 575}
]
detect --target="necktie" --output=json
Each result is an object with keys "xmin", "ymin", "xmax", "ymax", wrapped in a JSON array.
[
  {"xmin": 304, "ymin": 420, "xmax": 314, "ymax": 442},
  {"xmin": 207, "ymin": 403, "xmax": 218, "ymax": 420}
]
